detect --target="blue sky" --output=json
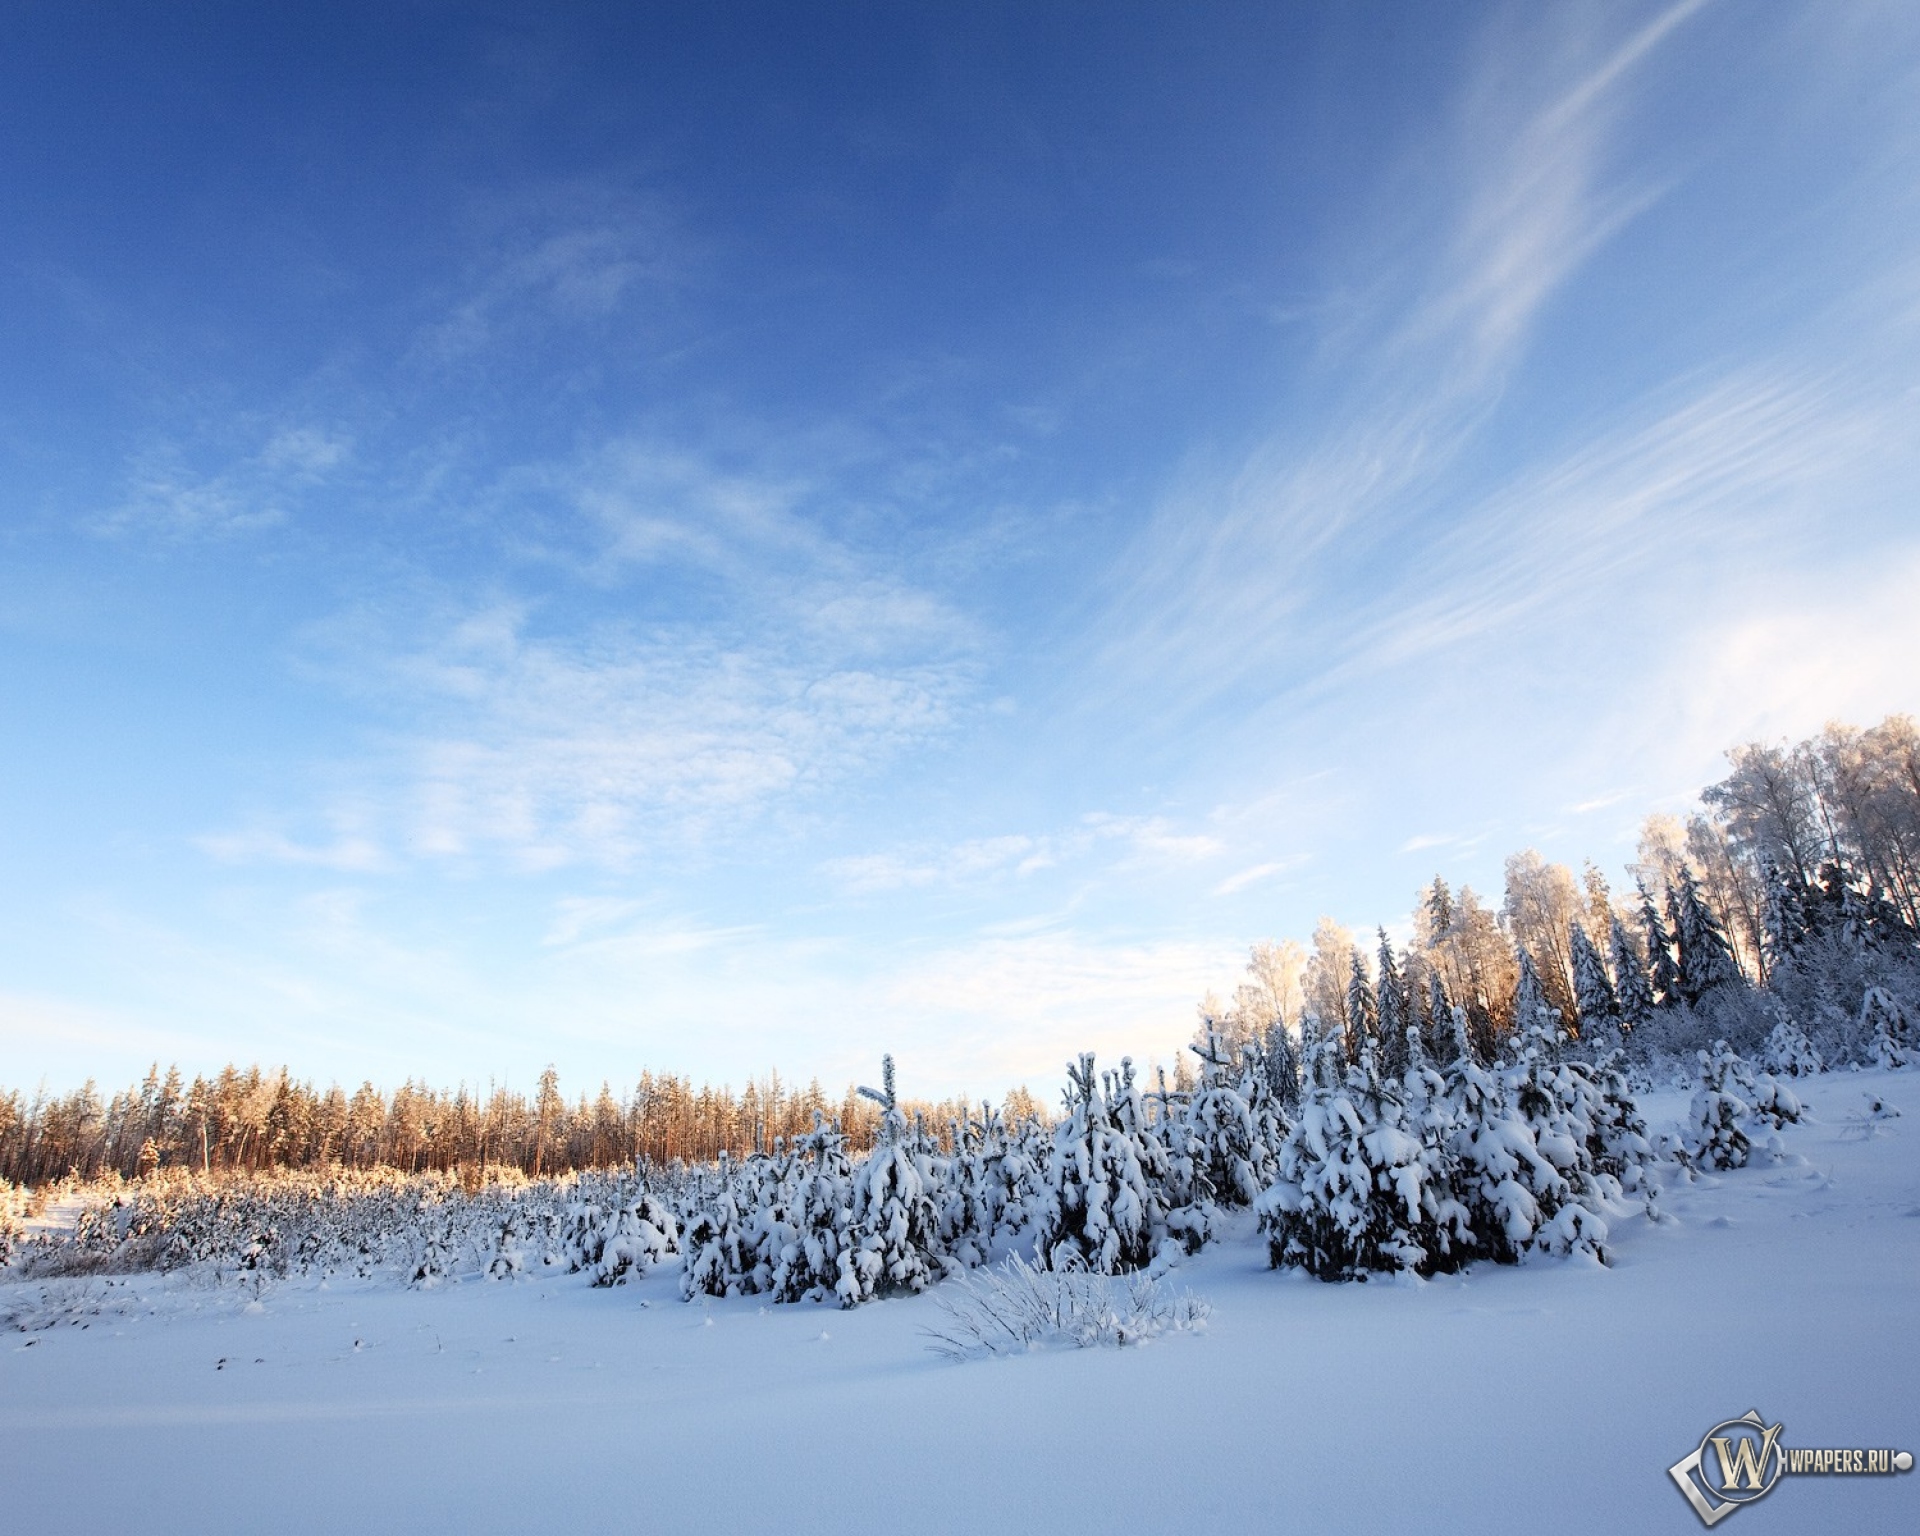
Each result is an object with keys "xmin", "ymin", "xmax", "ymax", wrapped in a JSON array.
[{"xmin": 3, "ymin": 1, "xmax": 1918, "ymax": 1100}]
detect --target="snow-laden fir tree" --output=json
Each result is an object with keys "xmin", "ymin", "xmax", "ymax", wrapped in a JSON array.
[
  {"xmin": 1761, "ymin": 1006, "xmax": 1823, "ymax": 1077},
  {"xmin": 1439, "ymin": 1006, "xmax": 1585, "ymax": 1265},
  {"xmin": 1512, "ymin": 949, "xmax": 1558, "ymax": 1041},
  {"xmin": 1256, "ymin": 1030, "xmax": 1469, "ymax": 1280},
  {"xmin": 1686, "ymin": 1042, "xmax": 1753, "ymax": 1171},
  {"xmin": 936, "ymin": 1103, "xmax": 1038, "ymax": 1267},
  {"xmin": 1861, "ymin": 985, "xmax": 1914, "ymax": 1069},
  {"xmin": 1375, "ymin": 930, "xmax": 1411, "ymax": 1079},
  {"xmin": 1035, "ymin": 1054, "xmax": 1168, "ymax": 1274},
  {"xmin": 1261, "ymin": 1015, "xmax": 1302, "ymax": 1117},
  {"xmin": 567, "ymin": 1187, "xmax": 680, "ymax": 1286},
  {"xmin": 1147, "ymin": 1064, "xmax": 1212, "ymax": 1253},
  {"xmin": 1422, "ymin": 972, "xmax": 1457, "ymax": 1064},
  {"xmin": 1641, "ymin": 882, "xmax": 1682, "ymax": 1008},
  {"xmin": 680, "ymin": 1151, "xmax": 776, "ymax": 1299},
  {"xmin": 1345, "ymin": 951, "xmax": 1379, "ymax": 1065},
  {"xmin": 1183, "ymin": 1028, "xmax": 1273, "ymax": 1208},
  {"xmin": 1671, "ymin": 866, "xmax": 1743, "ymax": 1005},
  {"xmin": 1609, "ymin": 914, "xmax": 1657, "ymax": 1033},
  {"xmin": 1569, "ymin": 920, "xmax": 1621, "ymax": 1050},
  {"xmin": 767, "ymin": 1113, "xmax": 854, "ymax": 1302},
  {"xmin": 1498, "ymin": 986, "xmax": 1612, "ymax": 1259},
  {"xmin": 837, "ymin": 1056, "xmax": 944, "ymax": 1304},
  {"xmin": 1762, "ymin": 862, "xmax": 1814, "ymax": 973}
]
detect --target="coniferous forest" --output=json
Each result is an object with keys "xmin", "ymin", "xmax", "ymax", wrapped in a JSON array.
[{"xmin": 4, "ymin": 716, "xmax": 1916, "ymax": 1297}]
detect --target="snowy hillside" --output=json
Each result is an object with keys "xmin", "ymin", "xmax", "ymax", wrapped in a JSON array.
[{"xmin": 4, "ymin": 1068, "xmax": 1914, "ymax": 1535}]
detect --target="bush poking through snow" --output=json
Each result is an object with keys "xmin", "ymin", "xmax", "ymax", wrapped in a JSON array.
[{"xmin": 922, "ymin": 1252, "xmax": 1209, "ymax": 1360}]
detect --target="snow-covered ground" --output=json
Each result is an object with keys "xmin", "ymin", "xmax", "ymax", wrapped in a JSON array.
[{"xmin": 4, "ymin": 1071, "xmax": 1915, "ymax": 1535}]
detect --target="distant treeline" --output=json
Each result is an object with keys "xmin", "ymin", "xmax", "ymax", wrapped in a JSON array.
[
  {"xmin": 7, "ymin": 714, "xmax": 1916, "ymax": 1191},
  {"xmin": 0, "ymin": 1063, "xmax": 1028, "ymax": 1189}
]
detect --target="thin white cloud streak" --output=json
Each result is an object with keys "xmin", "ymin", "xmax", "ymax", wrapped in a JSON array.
[
  {"xmin": 198, "ymin": 823, "xmax": 389, "ymax": 874},
  {"xmin": 1325, "ymin": 366, "xmax": 1903, "ymax": 687},
  {"xmin": 311, "ymin": 605, "xmax": 974, "ymax": 871},
  {"xmin": 1090, "ymin": 3, "xmax": 1703, "ymax": 707},
  {"xmin": 1211, "ymin": 858, "xmax": 1303, "ymax": 896},
  {"xmin": 826, "ymin": 814, "xmax": 1228, "ymax": 895},
  {"xmin": 93, "ymin": 422, "xmax": 352, "ymax": 540},
  {"xmin": 202, "ymin": 419, "xmax": 985, "ymax": 875},
  {"xmin": 410, "ymin": 189, "xmax": 690, "ymax": 365}
]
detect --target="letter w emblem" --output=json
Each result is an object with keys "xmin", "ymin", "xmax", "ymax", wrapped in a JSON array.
[{"xmin": 1712, "ymin": 1423, "xmax": 1782, "ymax": 1492}]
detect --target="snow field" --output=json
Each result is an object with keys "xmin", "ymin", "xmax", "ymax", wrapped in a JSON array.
[{"xmin": 3, "ymin": 1070, "xmax": 1915, "ymax": 1535}]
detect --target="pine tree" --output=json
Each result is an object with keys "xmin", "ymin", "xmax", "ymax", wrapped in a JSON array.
[
  {"xmin": 1183, "ymin": 1032, "xmax": 1271, "ymax": 1209},
  {"xmin": 1861, "ymin": 986, "xmax": 1914, "ymax": 1069},
  {"xmin": 1260, "ymin": 1017, "xmax": 1302, "ymax": 1117},
  {"xmin": 1512, "ymin": 948, "xmax": 1558, "ymax": 1041},
  {"xmin": 1256, "ymin": 1031, "xmax": 1467, "ymax": 1280},
  {"xmin": 1423, "ymin": 971, "xmax": 1457, "ymax": 1064},
  {"xmin": 770, "ymin": 1113, "xmax": 853, "ymax": 1301},
  {"xmin": 1761, "ymin": 1009, "xmax": 1823, "ymax": 1077},
  {"xmin": 838, "ymin": 1056, "xmax": 943, "ymax": 1304},
  {"xmin": 1761, "ymin": 862, "xmax": 1813, "ymax": 975},
  {"xmin": 1641, "ymin": 882, "xmax": 1682, "ymax": 1007},
  {"xmin": 1035, "ymin": 1054, "xmax": 1167, "ymax": 1274},
  {"xmin": 1500, "ymin": 992, "xmax": 1611, "ymax": 1260},
  {"xmin": 1686, "ymin": 1043, "xmax": 1752, "ymax": 1170},
  {"xmin": 1569, "ymin": 920, "xmax": 1621, "ymax": 1048},
  {"xmin": 1345, "ymin": 951, "xmax": 1379, "ymax": 1063},
  {"xmin": 1671, "ymin": 866, "xmax": 1742, "ymax": 1004},
  {"xmin": 1375, "ymin": 930, "xmax": 1411, "ymax": 1079},
  {"xmin": 1609, "ymin": 915, "xmax": 1656, "ymax": 1032},
  {"xmin": 1440, "ymin": 1007, "xmax": 1579, "ymax": 1265}
]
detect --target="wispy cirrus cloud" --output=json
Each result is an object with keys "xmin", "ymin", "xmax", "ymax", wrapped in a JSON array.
[
  {"xmin": 1090, "ymin": 2, "xmax": 1710, "ymax": 710},
  {"xmin": 411, "ymin": 187, "xmax": 691, "ymax": 364},
  {"xmin": 1211, "ymin": 858, "xmax": 1304, "ymax": 897},
  {"xmin": 313, "ymin": 604, "xmax": 973, "ymax": 871},
  {"xmin": 94, "ymin": 422, "xmax": 352, "ymax": 540},
  {"xmin": 826, "ymin": 813, "xmax": 1228, "ymax": 895}
]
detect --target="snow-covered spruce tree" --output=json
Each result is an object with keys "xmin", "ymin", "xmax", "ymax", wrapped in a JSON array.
[
  {"xmin": 1570, "ymin": 920, "xmax": 1621, "ymax": 1050},
  {"xmin": 1585, "ymin": 1046, "xmax": 1656, "ymax": 1204},
  {"xmin": 1499, "ymin": 977, "xmax": 1612, "ymax": 1259},
  {"xmin": 1256, "ymin": 1031, "xmax": 1469, "ymax": 1281},
  {"xmin": 1641, "ymin": 882, "xmax": 1682, "ymax": 1009},
  {"xmin": 681, "ymin": 1152, "xmax": 773, "ymax": 1299},
  {"xmin": 1609, "ymin": 915, "xmax": 1657, "ymax": 1034},
  {"xmin": 837, "ymin": 1056, "xmax": 944, "ymax": 1305},
  {"xmin": 769, "ymin": 1113, "xmax": 854, "ymax": 1302},
  {"xmin": 1375, "ymin": 931, "xmax": 1411, "ymax": 1080},
  {"xmin": 1762, "ymin": 861, "xmax": 1814, "ymax": 974},
  {"xmin": 1147, "ymin": 1065, "xmax": 1212, "ymax": 1254},
  {"xmin": 588, "ymin": 1190, "xmax": 681, "ymax": 1286},
  {"xmin": 1744, "ymin": 1062, "xmax": 1803, "ymax": 1132},
  {"xmin": 1183, "ymin": 1030, "xmax": 1272, "ymax": 1209},
  {"xmin": 1671, "ymin": 866, "xmax": 1743, "ymax": 1005},
  {"xmin": 1512, "ymin": 948, "xmax": 1557, "ymax": 1042},
  {"xmin": 1400, "ymin": 1022, "xmax": 1473, "ymax": 1245},
  {"xmin": 1345, "ymin": 951, "xmax": 1380, "ymax": 1066},
  {"xmin": 1035, "ymin": 1054, "xmax": 1168, "ymax": 1274},
  {"xmin": 1440, "ymin": 1006, "xmax": 1585, "ymax": 1265},
  {"xmin": 1261, "ymin": 1015, "xmax": 1302, "ymax": 1118},
  {"xmin": 1761, "ymin": 1006, "xmax": 1824, "ymax": 1077},
  {"xmin": 937, "ymin": 1105, "xmax": 1023, "ymax": 1268},
  {"xmin": 1422, "ymin": 972, "xmax": 1458, "ymax": 1065},
  {"xmin": 1686, "ymin": 1042, "xmax": 1753, "ymax": 1171},
  {"xmin": 1862, "ymin": 985, "xmax": 1915, "ymax": 1069}
]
